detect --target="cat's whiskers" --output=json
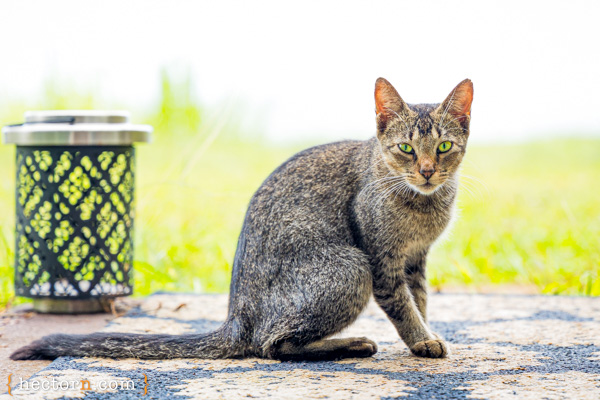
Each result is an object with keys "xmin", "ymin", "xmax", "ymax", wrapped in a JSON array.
[
  {"xmin": 372, "ymin": 173, "xmax": 426, "ymax": 205},
  {"xmin": 391, "ymin": 181, "xmax": 408, "ymax": 202},
  {"xmin": 457, "ymin": 174, "xmax": 489, "ymax": 202},
  {"xmin": 392, "ymin": 179, "xmax": 415, "ymax": 201},
  {"xmin": 359, "ymin": 155, "xmax": 387, "ymax": 178},
  {"xmin": 456, "ymin": 170, "xmax": 488, "ymax": 190},
  {"xmin": 390, "ymin": 180, "xmax": 414, "ymax": 202},
  {"xmin": 459, "ymin": 181, "xmax": 478, "ymax": 201},
  {"xmin": 459, "ymin": 172, "xmax": 488, "ymax": 187},
  {"xmin": 370, "ymin": 177, "xmax": 408, "ymax": 206},
  {"xmin": 361, "ymin": 173, "xmax": 394, "ymax": 190},
  {"xmin": 436, "ymin": 176, "xmax": 459, "ymax": 199},
  {"xmin": 360, "ymin": 173, "xmax": 400, "ymax": 198},
  {"xmin": 446, "ymin": 174, "xmax": 478, "ymax": 202}
]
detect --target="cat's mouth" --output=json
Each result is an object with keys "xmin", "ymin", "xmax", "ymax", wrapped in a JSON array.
[
  {"xmin": 413, "ymin": 181, "xmax": 441, "ymax": 195},
  {"xmin": 404, "ymin": 176, "xmax": 444, "ymax": 195}
]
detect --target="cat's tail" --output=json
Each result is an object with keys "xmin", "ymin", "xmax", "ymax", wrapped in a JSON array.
[{"xmin": 10, "ymin": 324, "xmax": 239, "ymax": 360}]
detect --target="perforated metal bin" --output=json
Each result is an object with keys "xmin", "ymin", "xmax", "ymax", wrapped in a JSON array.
[{"xmin": 2, "ymin": 111, "xmax": 152, "ymax": 313}]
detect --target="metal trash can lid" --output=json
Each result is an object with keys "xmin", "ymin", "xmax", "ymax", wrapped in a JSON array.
[{"xmin": 2, "ymin": 110, "xmax": 153, "ymax": 146}]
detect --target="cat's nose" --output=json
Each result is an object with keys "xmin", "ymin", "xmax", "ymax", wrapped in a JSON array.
[{"xmin": 419, "ymin": 168, "xmax": 435, "ymax": 180}]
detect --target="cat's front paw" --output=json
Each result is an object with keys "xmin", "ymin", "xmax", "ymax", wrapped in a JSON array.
[{"xmin": 410, "ymin": 339, "xmax": 448, "ymax": 358}]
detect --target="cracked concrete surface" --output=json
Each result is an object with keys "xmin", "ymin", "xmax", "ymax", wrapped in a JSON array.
[{"xmin": 2, "ymin": 293, "xmax": 599, "ymax": 399}]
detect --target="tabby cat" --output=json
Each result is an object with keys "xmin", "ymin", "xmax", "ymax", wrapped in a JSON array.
[{"xmin": 12, "ymin": 77, "xmax": 473, "ymax": 361}]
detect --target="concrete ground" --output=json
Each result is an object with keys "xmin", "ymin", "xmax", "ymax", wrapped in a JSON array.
[
  {"xmin": 0, "ymin": 299, "xmax": 139, "ymax": 383},
  {"xmin": 0, "ymin": 305, "xmax": 111, "ymax": 382},
  {"xmin": 2, "ymin": 293, "xmax": 599, "ymax": 399}
]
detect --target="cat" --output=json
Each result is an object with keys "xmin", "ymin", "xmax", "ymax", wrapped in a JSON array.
[{"xmin": 11, "ymin": 77, "xmax": 473, "ymax": 361}]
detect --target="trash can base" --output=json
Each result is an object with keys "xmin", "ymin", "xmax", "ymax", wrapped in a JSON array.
[{"xmin": 32, "ymin": 298, "xmax": 108, "ymax": 314}]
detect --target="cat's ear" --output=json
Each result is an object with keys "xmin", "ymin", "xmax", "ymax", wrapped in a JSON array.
[
  {"xmin": 438, "ymin": 79, "xmax": 474, "ymax": 129},
  {"xmin": 375, "ymin": 78, "xmax": 408, "ymax": 133}
]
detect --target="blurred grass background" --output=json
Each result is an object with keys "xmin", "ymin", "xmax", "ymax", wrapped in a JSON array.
[{"xmin": 1, "ymin": 72, "xmax": 599, "ymax": 307}]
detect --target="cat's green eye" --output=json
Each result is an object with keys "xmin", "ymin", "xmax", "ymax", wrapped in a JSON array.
[
  {"xmin": 399, "ymin": 143, "xmax": 413, "ymax": 154},
  {"xmin": 438, "ymin": 141, "xmax": 452, "ymax": 153}
]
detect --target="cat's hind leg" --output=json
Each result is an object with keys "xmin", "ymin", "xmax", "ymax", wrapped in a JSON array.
[
  {"xmin": 270, "ymin": 337, "xmax": 377, "ymax": 361},
  {"xmin": 252, "ymin": 245, "xmax": 375, "ymax": 361}
]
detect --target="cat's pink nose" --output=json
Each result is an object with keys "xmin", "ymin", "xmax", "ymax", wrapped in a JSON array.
[{"xmin": 420, "ymin": 168, "xmax": 435, "ymax": 180}]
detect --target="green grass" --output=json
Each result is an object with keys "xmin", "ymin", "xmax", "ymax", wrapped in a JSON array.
[
  {"xmin": 123, "ymin": 136, "xmax": 600, "ymax": 298},
  {"xmin": 1, "ymin": 135, "xmax": 599, "ymax": 306},
  {"xmin": 428, "ymin": 139, "xmax": 600, "ymax": 295},
  {"xmin": 0, "ymin": 76, "xmax": 598, "ymax": 305},
  {"xmin": 131, "ymin": 134, "xmax": 300, "ymax": 296}
]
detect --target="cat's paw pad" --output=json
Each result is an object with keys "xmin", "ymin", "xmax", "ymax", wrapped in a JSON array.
[
  {"xmin": 410, "ymin": 339, "xmax": 448, "ymax": 358},
  {"xmin": 347, "ymin": 337, "xmax": 378, "ymax": 357}
]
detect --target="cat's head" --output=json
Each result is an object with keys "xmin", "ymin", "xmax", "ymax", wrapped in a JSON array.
[{"xmin": 374, "ymin": 78, "xmax": 473, "ymax": 195}]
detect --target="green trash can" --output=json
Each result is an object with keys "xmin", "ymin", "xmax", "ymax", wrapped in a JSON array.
[{"xmin": 2, "ymin": 111, "xmax": 152, "ymax": 313}]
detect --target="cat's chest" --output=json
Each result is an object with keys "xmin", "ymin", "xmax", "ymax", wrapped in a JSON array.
[
  {"xmin": 384, "ymin": 198, "xmax": 454, "ymax": 249},
  {"xmin": 355, "ymin": 189, "xmax": 455, "ymax": 259}
]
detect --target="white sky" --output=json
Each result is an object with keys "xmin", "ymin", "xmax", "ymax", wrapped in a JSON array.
[{"xmin": 1, "ymin": 0, "xmax": 599, "ymax": 143}]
